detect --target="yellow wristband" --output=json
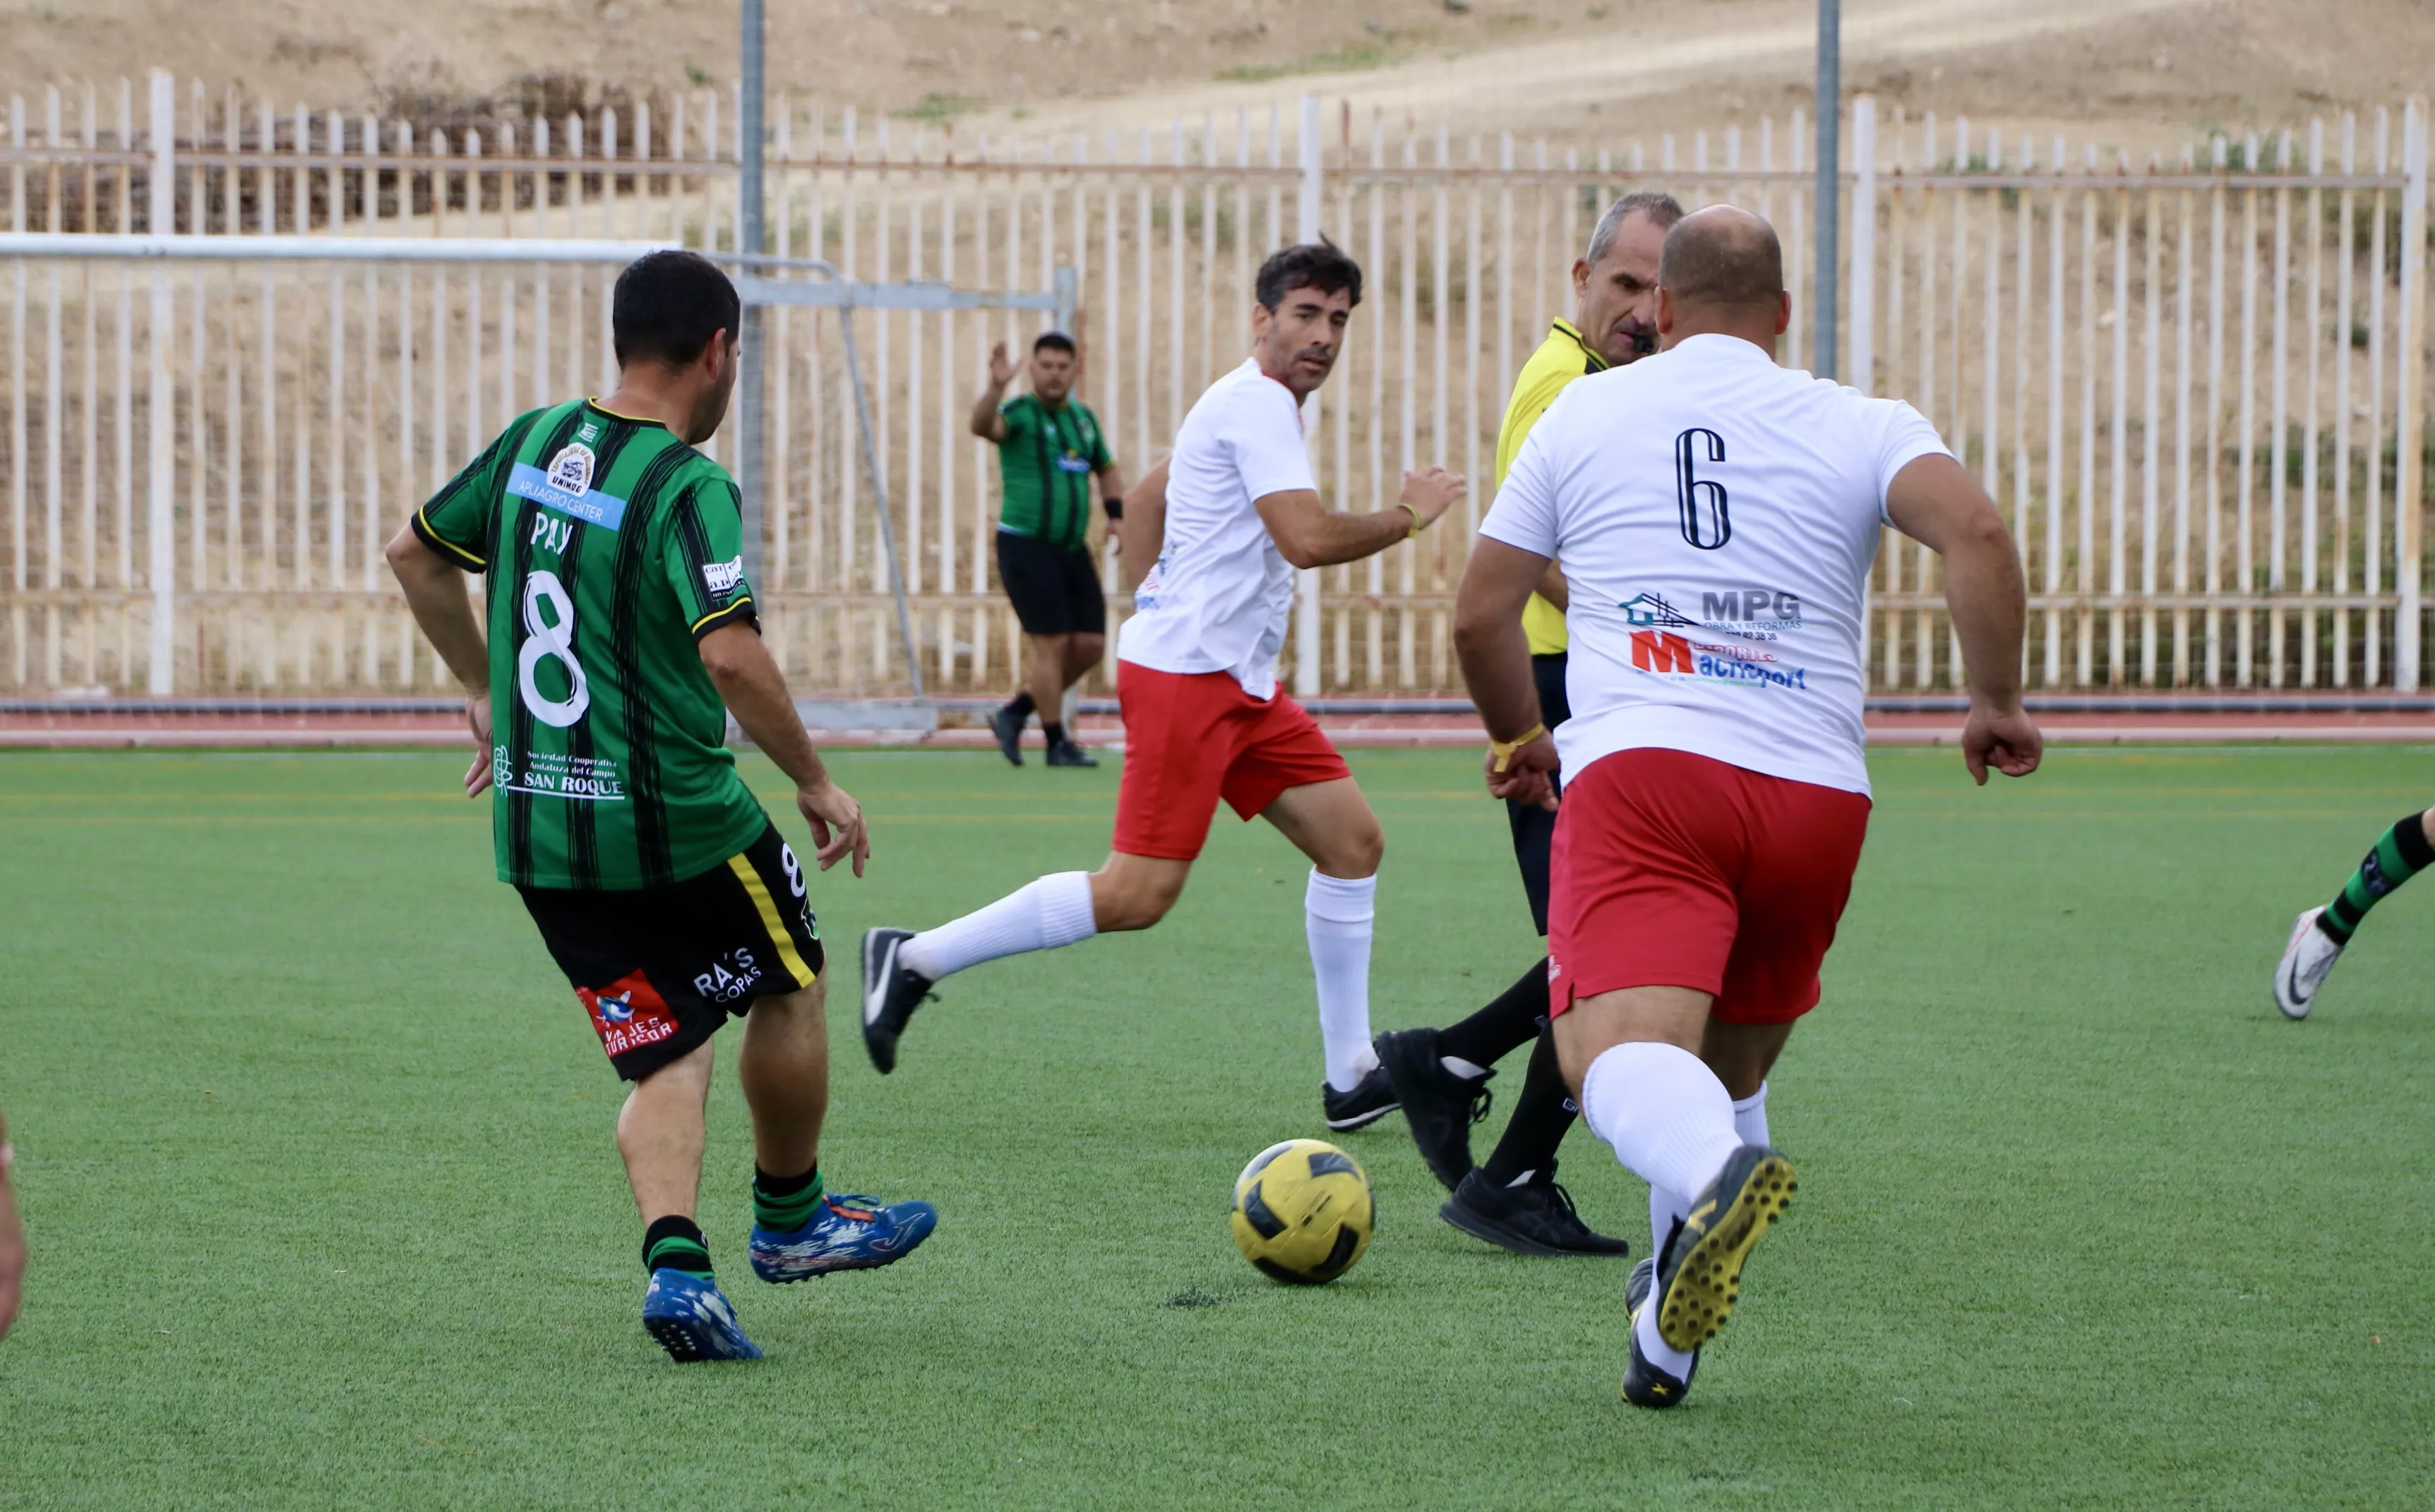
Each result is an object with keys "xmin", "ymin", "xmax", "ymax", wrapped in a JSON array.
[
  {"xmin": 1394, "ymin": 502, "xmax": 1423, "ymax": 538},
  {"xmin": 1489, "ymin": 722, "xmax": 1549, "ymax": 773}
]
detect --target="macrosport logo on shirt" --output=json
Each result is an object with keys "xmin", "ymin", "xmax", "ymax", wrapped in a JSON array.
[{"xmin": 576, "ymin": 970, "xmax": 680, "ymax": 1057}]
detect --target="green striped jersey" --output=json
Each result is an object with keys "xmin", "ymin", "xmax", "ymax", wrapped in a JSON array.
[
  {"xmin": 412, "ymin": 397, "xmax": 770, "ymax": 890},
  {"xmin": 993, "ymin": 393, "xmax": 1111, "ymax": 550}
]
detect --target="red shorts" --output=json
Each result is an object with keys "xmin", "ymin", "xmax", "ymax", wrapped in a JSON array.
[
  {"xmin": 1111, "ymin": 662, "xmax": 1351, "ymax": 860},
  {"xmin": 1548, "ymin": 748, "xmax": 1872, "ymax": 1026}
]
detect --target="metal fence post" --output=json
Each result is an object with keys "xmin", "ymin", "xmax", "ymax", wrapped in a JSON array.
[
  {"xmin": 1813, "ymin": 0, "xmax": 1841, "ymax": 379},
  {"xmin": 1294, "ymin": 92, "xmax": 1323, "ymax": 699},
  {"xmin": 146, "ymin": 68, "xmax": 174, "ymax": 694},
  {"xmin": 736, "ymin": 0, "xmax": 769, "ymax": 598},
  {"xmin": 2398, "ymin": 97, "xmax": 2427, "ymax": 690},
  {"xmin": 1848, "ymin": 97, "xmax": 1877, "ymax": 394}
]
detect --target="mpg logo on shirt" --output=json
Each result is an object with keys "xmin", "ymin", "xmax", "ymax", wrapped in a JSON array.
[{"xmin": 1618, "ymin": 588, "xmax": 1811, "ymax": 691}]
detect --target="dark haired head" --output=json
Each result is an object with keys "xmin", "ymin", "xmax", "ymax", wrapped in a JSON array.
[
  {"xmin": 612, "ymin": 250, "xmax": 741, "ymax": 369},
  {"xmin": 1254, "ymin": 237, "xmax": 1363, "ymax": 312},
  {"xmin": 1032, "ymin": 331, "xmax": 1077, "ymax": 356}
]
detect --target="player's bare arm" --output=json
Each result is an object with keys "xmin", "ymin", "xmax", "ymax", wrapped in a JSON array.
[
  {"xmin": 1453, "ymin": 536, "xmax": 1560, "ymax": 810},
  {"xmin": 385, "ymin": 527, "xmax": 495, "ymax": 798},
  {"xmin": 0, "ymin": 1103, "xmax": 23, "ymax": 1343},
  {"xmin": 1118, "ymin": 457, "xmax": 1169, "ymax": 590},
  {"xmin": 1884, "ymin": 452, "xmax": 2042, "ymax": 786},
  {"xmin": 967, "ymin": 341, "xmax": 1017, "ymax": 441},
  {"xmin": 699, "ymin": 621, "xmax": 871, "ymax": 877},
  {"xmin": 1253, "ymin": 468, "xmax": 1466, "ymax": 570},
  {"xmin": 1094, "ymin": 459, "xmax": 1127, "ymax": 554}
]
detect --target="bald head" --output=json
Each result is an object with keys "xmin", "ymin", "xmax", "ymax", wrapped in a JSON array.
[{"xmin": 1658, "ymin": 206, "xmax": 1785, "ymax": 317}]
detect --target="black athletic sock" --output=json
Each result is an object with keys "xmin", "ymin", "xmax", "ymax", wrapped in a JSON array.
[
  {"xmin": 1478, "ymin": 1026, "xmax": 1579, "ymax": 1187},
  {"xmin": 1003, "ymin": 690, "xmax": 1036, "ymax": 721},
  {"xmin": 1438, "ymin": 957, "xmax": 1550, "ymax": 1069},
  {"xmin": 1043, "ymin": 721, "xmax": 1068, "ymax": 748},
  {"xmin": 2321, "ymin": 809, "xmax": 2435, "ymax": 944},
  {"xmin": 642, "ymin": 1215, "xmax": 714, "ymax": 1279},
  {"xmin": 753, "ymin": 1163, "xmax": 825, "ymax": 1232}
]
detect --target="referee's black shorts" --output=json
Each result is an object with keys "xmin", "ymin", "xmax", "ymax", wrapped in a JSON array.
[
  {"xmin": 1505, "ymin": 652, "xmax": 1571, "ymax": 937},
  {"xmin": 995, "ymin": 529, "xmax": 1106, "ymax": 637}
]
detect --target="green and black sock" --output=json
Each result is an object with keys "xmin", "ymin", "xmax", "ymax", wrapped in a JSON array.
[
  {"xmin": 642, "ymin": 1215, "xmax": 714, "ymax": 1279},
  {"xmin": 753, "ymin": 1163, "xmax": 825, "ymax": 1234},
  {"xmin": 2320, "ymin": 810, "xmax": 2435, "ymax": 944}
]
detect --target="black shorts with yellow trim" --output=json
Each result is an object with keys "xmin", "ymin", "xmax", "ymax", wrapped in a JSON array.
[{"xmin": 517, "ymin": 822, "xmax": 825, "ymax": 1081}]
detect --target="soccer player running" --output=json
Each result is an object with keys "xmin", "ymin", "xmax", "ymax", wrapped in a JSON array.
[
  {"xmin": 863, "ymin": 240, "xmax": 1466, "ymax": 1130},
  {"xmin": 2273, "ymin": 803, "xmax": 2435, "ymax": 1016},
  {"xmin": 1374, "ymin": 190, "xmax": 1681, "ymax": 1259},
  {"xmin": 972, "ymin": 332, "xmax": 1125, "ymax": 767},
  {"xmin": 386, "ymin": 250, "xmax": 935, "ymax": 1364},
  {"xmin": 1455, "ymin": 207, "xmax": 2040, "ymax": 1407}
]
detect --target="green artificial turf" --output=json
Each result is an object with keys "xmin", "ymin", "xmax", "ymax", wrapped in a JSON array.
[{"xmin": 0, "ymin": 745, "xmax": 2429, "ymax": 1508}]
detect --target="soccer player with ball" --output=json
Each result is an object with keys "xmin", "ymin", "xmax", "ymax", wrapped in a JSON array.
[
  {"xmin": 863, "ymin": 240, "xmax": 1466, "ymax": 1129},
  {"xmin": 1455, "ymin": 207, "xmax": 2040, "ymax": 1406},
  {"xmin": 386, "ymin": 251, "xmax": 935, "ymax": 1363}
]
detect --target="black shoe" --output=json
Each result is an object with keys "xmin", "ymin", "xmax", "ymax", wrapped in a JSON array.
[
  {"xmin": 1649, "ymin": 1144, "xmax": 1797, "ymax": 1355},
  {"xmin": 1627, "ymin": 1254, "xmax": 1656, "ymax": 1311},
  {"xmin": 859, "ymin": 927, "xmax": 936, "ymax": 1074},
  {"xmin": 1374, "ymin": 1027, "xmax": 1494, "ymax": 1190},
  {"xmin": 1044, "ymin": 739, "xmax": 1099, "ymax": 768},
  {"xmin": 1321, "ymin": 1067, "xmax": 1399, "ymax": 1132},
  {"xmin": 1440, "ymin": 1167, "xmax": 1632, "ymax": 1257},
  {"xmin": 1623, "ymin": 1310, "xmax": 1698, "ymax": 1408},
  {"xmin": 989, "ymin": 704, "xmax": 1026, "ymax": 766}
]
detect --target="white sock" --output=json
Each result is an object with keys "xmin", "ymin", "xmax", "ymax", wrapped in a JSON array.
[
  {"xmin": 1649, "ymin": 1182, "xmax": 1689, "ymax": 1263},
  {"xmin": 900, "ymin": 871, "xmax": 1097, "ymax": 981},
  {"xmin": 1733, "ymin": 1082, "xmax": 1771, "ymax": 1147},
  {"xmin": 1305, "ymin": 870, "xmax": 1380, "ymax": 1093},
  {"xmin": 1634, "ymin": 1280, "xmax": 1700, "ymax": 1378},
  {"xmin": 1579, "ymin": 1042, "xmax": 1742, "ymax": 1210}
]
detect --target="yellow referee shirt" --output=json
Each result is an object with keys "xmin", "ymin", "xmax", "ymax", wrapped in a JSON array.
[{"xmin": 1499, "ymin": 319, "xmax": 1606, "ymax": 656}]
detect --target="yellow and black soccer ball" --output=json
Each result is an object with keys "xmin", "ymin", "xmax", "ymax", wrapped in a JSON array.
[{"xmin": 1228, "ymin": 1139, "xmax": 1375, "ymax": 1285}]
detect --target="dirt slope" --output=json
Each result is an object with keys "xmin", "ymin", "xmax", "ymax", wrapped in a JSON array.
[{"xmin": 0, "ymin": 0, "xmax": 2427, "ymax": 151}]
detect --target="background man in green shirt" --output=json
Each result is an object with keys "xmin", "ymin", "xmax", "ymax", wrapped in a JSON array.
[
  {"xmin": 969, "ymin": 332, "xmax": 1125, "ymax": 768},
  {"xmin": 386, "ymin": 250, "xmax": 935, "ymax": 1363}
]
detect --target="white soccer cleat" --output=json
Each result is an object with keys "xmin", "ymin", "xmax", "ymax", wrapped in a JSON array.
[{"xmin": 2272, "ymin": 906, "xmax": 2344, "ymax": 1020}]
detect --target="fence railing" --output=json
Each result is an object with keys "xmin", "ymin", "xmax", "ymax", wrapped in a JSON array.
[{"xmin": 0, "ymin": 73, "xmax": 2429, "ymax": 697}]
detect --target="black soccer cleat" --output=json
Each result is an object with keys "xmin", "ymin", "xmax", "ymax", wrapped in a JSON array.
[
  {"xmin": 1374, "ymin": 1026, "xmax": 1494, "ymax": 1190},
  {"xmin": 1650, "ymin": 1144, "xmax": 1797, "ymax": 1355},
  {"xmin": 1440, "ymin": 1167, "xmax": 1632, "ymax": 1257},
  {"xmin": 989, "ymin": 704, "xmax": 1026, "ymax": 766},
  {"xmin": 1044, "ymin": 739, "xmax": 1099, "ymax": 768},
  {"xmin": 1321, "ymin": 1067, "xmax": 1399, "ymax": 1132},
  {"xmin": 1621, "ymin": 1250, "xmax": 1695, "ymax": 1408},
  {"xmin": 859, "ymin": 927, "xmax": 935, "ymax": 1075}
]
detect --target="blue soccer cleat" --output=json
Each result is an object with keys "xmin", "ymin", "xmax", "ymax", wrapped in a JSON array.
[
  {"xmin": 750, "ymin": 1191, "xmax": 939, "ymax": 1283},
  {"xmin": 641, "ymin": 1268, "xmax": 763, "ymax": 1362}
]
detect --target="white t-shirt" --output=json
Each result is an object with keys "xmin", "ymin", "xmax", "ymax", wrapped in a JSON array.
[
  {"xmin": 1478, "ymin": 333, "xmax": 1951, "ymax": 796},
  {"xmin": 1118, "ymin": 358, "xmax": 1315, "ymax": 700}
]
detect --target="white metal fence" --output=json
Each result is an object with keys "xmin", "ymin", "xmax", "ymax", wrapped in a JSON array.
[{"xmin": 0, "ymin": 73, "xmax": 2429, "ymax": 697}]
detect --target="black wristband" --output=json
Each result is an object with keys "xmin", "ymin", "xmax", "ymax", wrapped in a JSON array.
[{"xmin": 1103, "ymin": 496, "xmax": 1125, "ymax": 521}]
